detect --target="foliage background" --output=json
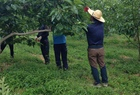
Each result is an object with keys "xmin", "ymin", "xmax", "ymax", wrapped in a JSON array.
[{"xmin": 0, "ymin": 0, "xmax": 139, "ymax": 58}]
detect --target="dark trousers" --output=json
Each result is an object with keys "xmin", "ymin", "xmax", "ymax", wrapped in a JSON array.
[
  {"xmin": 88, "ymin": 48, "xmax": 108, "ymax": 84},
  {"xmin": 1, "ymin": 43, "xmax": 14, "ymax": 58},
  {"xmin": 40, "ymin": 41, "xmax": 49, "ymax": 63},
  {"xmin": 54, "ymin": 43, "xmax": 68, "ymax": 69}
]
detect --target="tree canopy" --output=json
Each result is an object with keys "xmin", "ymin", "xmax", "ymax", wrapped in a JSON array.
[{"xmin": 0, "ymin": 0, "xmax": 140, "ymax": 60}]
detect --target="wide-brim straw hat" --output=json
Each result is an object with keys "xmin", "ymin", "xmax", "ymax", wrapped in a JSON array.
[{"xmin": 88, "ymin": 8, "xmax": 105, "ymax": 23}]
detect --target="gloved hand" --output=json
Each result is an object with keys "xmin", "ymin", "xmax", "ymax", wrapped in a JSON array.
[
  {"xmin": 35, "ymin": 37, "xmax": 38, "ymax": 42},
  {"xmin": 38, "ymin": 36, "xmax": 42, "ymax": 41},
  {"xmin": 35, "ymin": 36, "xmax": 42, "ymax": 42},
  {"xmin": 84, "ymin": 6, "xmax": 89, "ymax": 12}
]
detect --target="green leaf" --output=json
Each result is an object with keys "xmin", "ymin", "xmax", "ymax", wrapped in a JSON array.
[
  {"xmin": 51, "ymin": 14, "xmax": 56, "ymax": 22},
  {"xmin": 74, "ymin": 0, "xmax": 84, "ymax": 5},
  {"xmin": 6, "ymin": 5, "xmax": 11, "ymax": 10},
  {"xmin": 64, "ymin": 0, "xmax": 73, "ymax": 5},
  {"xmin": 49, "ymin": 9, "xmax": 56, "ymax": 16},
  {"xmin": 71, "ymin": 5, "xmax": 78, "ymax": 14},
  {"xmin": 56, "ymin": 23, "xmax": 63, "ymax": 31},
  {"xmin": 11, "ymin": 4, "xmax": 17, "ymax": 10}
]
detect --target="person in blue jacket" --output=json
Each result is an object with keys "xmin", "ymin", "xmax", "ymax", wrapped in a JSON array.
[
  {"xmin": 36, "ymin": 24, "xmax": 50, "ymax": 64},
  {"xmin": 84, "ymin": 7, "xmax": 108, "ymax": 87},
  {"xmin": 53, "ymin": 33, "xmax": 68, "ymax": 70}
]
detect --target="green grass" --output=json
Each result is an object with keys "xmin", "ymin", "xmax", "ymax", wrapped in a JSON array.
[{"xmin": 0, "ymin": 34, "xmax": 140, "ymax": 95}]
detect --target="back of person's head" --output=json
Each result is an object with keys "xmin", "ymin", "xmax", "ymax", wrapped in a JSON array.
[{"xmin": 91, "ymin": 16, "xmax": 102, "ymax": 23}]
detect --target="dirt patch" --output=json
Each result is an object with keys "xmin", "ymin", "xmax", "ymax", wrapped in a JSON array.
[
  {"xmin": 133, "ymin": 73, "xmax": 140, "ymax": 77},
  {"xmin": 120, "ymin": 55, "xmax": 131, "ymax": 60},
  {"xmin": 31, "ymin": 54, "xmax": 44, "ymax": 61},
  {"xmin": 0, "ymin": 63, "xmax": 11, "ymax": 72},
  {"xmin": 111, "ymin": 59, "xmax": 117, "ymax": 63},
  {"xmin": 38, "ymin": 55, "xmax": 44, "ymax": 61}
]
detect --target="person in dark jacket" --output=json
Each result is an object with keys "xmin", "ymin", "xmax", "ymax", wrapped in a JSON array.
[
  {"xmin": 0, "ymin": 41, "xmax": 14, "ymax": 58},
  {"xmin": 36, "ymin": 24, "xmax": 50, "ymax": 64},
  {"xmin": 84, "ymin": 7, "xmax": 108, "ymax": 87},
  {"xmin": 0, "ymin": 36, "xmax": 14, "ymax": 58}
]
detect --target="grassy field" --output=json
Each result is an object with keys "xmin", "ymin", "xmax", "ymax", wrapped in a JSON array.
[{"xmin": 0, "ymin": 33, "xmax": 140, "ymax": 95}]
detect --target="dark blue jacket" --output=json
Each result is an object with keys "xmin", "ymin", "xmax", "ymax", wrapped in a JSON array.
[
  {"xmin": 37, "ymin": 24, "xmax": 49, "ymax": 43},
  {"xmin": 86, "ymin": 20, "xmax": 104, "ymax": 46}
]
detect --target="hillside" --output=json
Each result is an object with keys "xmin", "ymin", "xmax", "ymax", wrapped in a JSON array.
[{"xmin": 0, "ymin": 34, "xmax": 140, "ymax": 95}]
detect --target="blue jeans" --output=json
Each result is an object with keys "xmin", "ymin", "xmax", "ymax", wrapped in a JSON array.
[{"xmin": 91, "ymin": 66, "xmax": 108, "ymax": 84}]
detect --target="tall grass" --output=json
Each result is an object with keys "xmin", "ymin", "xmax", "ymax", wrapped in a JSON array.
[{"xmin": 0, "ymin": 34, "xmax": 140, "ymax": 95}]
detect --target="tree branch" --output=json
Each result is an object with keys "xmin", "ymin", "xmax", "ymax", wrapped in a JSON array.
[
  {"xmin": 0, "ymin": 29, "xmax": 51, "ymax": 53},
  {"xmin": 123, "ymin": 33, "xmax": 138, "ymax": 47}
]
